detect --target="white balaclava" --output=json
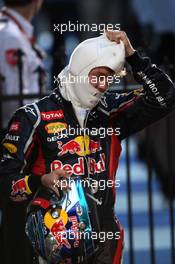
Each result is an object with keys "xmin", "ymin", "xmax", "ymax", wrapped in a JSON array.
[{"xmin": 59, "ymin": 34, "xmax": 125, "ymax": 110}]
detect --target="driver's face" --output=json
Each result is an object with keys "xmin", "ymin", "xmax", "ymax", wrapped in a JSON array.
[{"xmin": 88, "ymin": 67, "xmax": 115, "ymax": 93}]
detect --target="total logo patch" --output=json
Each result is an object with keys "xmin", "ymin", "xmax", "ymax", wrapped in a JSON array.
[
  {"xmin": 41, "ymin": 110, "xmax": 64, "ymax": 121},
  {"xmin": 3, "ymin": 143, "xmax": 17, "ymax": 154},
  {"xmin": 45, "ymin": 122, "xmax": 67, "ymax": 134}
]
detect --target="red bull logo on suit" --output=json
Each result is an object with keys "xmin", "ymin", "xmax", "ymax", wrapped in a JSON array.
[
  {"xmin": 57, "ymin": 136, "xmax": 102, "ymax": 157},
  {"xmin": 11, "ymin": 179, "xmax": 26, "ymax": 196},
  {"xmin": 51, "ymin": 153, "xmax": 106, "ymax": 176}
]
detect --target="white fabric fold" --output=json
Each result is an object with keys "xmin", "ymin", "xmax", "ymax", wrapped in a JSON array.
[{"xmin": 59, "ymin": 34, "xmax": 125, "ymax": 112}]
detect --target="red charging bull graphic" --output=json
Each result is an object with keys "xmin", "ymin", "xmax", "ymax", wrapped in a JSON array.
[
  {"xmin": 51, "ymin": 219, "xmax": 71, "ymax": 249},
  {"xmin": 57, "ymin": 140, "xmax": 81, "ymax": 156},
  {"xmin": 57, "ymin": 137, "xmax": 102, "ymax": 156},
  {"xmin": 11, "ymin": 179, "xmax": 26, "ymax": 196}
]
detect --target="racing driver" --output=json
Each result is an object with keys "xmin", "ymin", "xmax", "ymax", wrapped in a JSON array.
[{"xmin": 0, "ymin": 31, "xmax": 175, "ymax": 264}]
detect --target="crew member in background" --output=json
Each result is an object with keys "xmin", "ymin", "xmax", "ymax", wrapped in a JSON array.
[
  {"xmin": 0, "ymin": 0, "xmax": 45, "ymax": 129},
  {"xmin": 0, "ymin": 1, "xmax": 45, "ymax": 264}
]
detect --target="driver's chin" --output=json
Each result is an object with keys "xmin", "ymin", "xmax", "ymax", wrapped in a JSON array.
[
  {"xmin": 81, "ymin": 96, "xmax": 102, "ymax": 109},
  {"xmin": 97, "ymin": 84, "xmax": 109, "ymax": 93}
]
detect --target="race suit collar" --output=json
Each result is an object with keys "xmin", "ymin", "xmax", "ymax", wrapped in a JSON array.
[{"xmin": 53, "ymin": 88, "xmax": 99, "ymax": 127}]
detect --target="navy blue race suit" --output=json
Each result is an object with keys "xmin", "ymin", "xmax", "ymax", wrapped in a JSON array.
[{"xmin": 0, "ymin": 51, "xmax": 175, "ymax": 264}]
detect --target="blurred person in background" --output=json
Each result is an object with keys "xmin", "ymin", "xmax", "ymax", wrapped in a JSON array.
[
  {"xmin": 0, "ymin": 0, "xmax": 46, "ymax": 129},
  {"xmin": 0, "ymin": 1, "xmax": 45, "ymax": 263}
]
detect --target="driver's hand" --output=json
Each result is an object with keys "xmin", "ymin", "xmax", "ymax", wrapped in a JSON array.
[
  {"xmin": 106, "ymin": 30, "xmax": 135, "ymax": 57},
  {"xmin": 41, "ymin": 170, "xmax": 71, "ymax": 197}
]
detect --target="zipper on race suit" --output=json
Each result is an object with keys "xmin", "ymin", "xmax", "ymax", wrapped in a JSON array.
[{"xmin": 83, "ymin": 111, "xmax": 101, "ymax": 237}]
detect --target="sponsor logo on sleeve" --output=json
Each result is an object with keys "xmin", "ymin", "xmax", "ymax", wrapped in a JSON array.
[
  {"xmin": 3, "ymin": 143, "xmax": 17, "ymax": 154},
  {"xmin": 2, "ymin": 153, "xmax": 14, "ymax": 160},
  {"xmin": 10, "ymin": 179, "xmax": 28, "ymax": 202},
  {"xmin": 11, "ymin": 179, "xmax": 26, "ymax": 196},
  {"xmin": 9, "ymin": 122, "xmax": 20, "ymax": 132},
  {"xmin": 24, "ymin": 106, "xmax": 37, "ymax": 116},
  {"xmin": 10, "ymin": 179, "xmax": 27, "ymax": 202},
  {"xmin": 41, "ymin": 110, "xmax": 64, "ymax": 121},
  {"xmin": 5, "ymin": 134, "xmax": 20, "ymax": 141}
]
